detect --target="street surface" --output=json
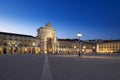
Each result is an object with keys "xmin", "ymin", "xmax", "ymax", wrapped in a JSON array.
[{"xmin": 0, "ymin": 54, "xmax": 120, "ymax": 80}]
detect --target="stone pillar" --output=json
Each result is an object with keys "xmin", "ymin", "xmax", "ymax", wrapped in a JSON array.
[
  {"xmin": 30, "ymin": 47, "xmax": 32, "ymax": 53},
  {"xmin": 52, "ymin": 41, "xmax": 54, "ymax": 54},
  {"xmin": 1, "ymin": 47, "xmax": 3, "ymax": 54},
  {"xmin": 17, "ymin": 47, "xmax": 19, "ymax": 53},
  {"xmin": 5, "ymin": 47, "xmax": 8, "ymax": 54},
  {"xmin": 23, "ymin": 47, "xmax": 24, "ymax": 54},
  {"xmin": 2, "ymin": 48, "xmax": 3, "ymax": 54},
  {"xmin": 20, "ymin": 47, "xmax": 22, "ymax": 54},
  {"xmin": 26, "ymin": 47, "xmax": 28, "ymax": 54},
  {"xmin": 58, "ymin": 43, "xmax": 59, "ymax": 54},
  {"xmin": 12, "ymin": 47, "xmax": 14, "ymax": 54},
  {"xmin": 19, "ymin": 47, "xmax": 20, "ymax": 53},
  {"xmin": 54, "ymin": 43, "xmax": 56, "ymax": 53},
  {"xmin": 44, "ymin": 37, "xmax": 47, "ymax": 54}
]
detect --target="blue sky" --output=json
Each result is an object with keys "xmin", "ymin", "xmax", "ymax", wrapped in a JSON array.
[{"xmin": 0, "ymin": 0, "xmax": 120, "ymax": 40}]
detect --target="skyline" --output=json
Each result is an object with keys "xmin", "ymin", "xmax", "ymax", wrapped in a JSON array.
[{"xmin": 0, "ymin": 0, "xmax": 120, "ymax": 40}]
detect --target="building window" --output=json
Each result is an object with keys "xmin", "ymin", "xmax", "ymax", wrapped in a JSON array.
[
  {"xmin": 116, "ymin": 46, "xmax": 118, "ymax": 48},
  {"xmin": 4, "ymin": 41, "xmax": 7, "ymax": 46},
  {"xmin": 4, "ymin": 37, "xmax": 7, "ymax": 40}
]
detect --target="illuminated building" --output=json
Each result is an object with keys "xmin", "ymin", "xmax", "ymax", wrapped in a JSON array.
[
  {"xmin": 0, "ymin": 22, "xmax": 58, "ymax": 54},
  {"xmin": 82, "ymin": 42, "xmax": 96, "ymax": 53},
  {"xmin": 58, "ymin": 39, "xmax": 80, "ymax": 54},
  {"xmin": 37, "ymin": 22, "xmax": 57, "ymax": 54},
  {"xmin": 0, "ymin": 32, "xmax": 38, "ymax": 54},
  {"xmin": 58, "ymin": 39, "xmax": 96, "ymax": 54},
  {"xmin": 0, "ymin": 22, "xmax": 120, "ymax": 54},
  {"xmin": 97, "ymin": 40, "xmax": 120, "ymax": 53}
]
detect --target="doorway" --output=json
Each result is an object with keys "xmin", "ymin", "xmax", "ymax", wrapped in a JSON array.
[
  {"xmin": 47, "ymin": 38, "xmax": 53, "ymax": 53},
  {"xmin": 3, "ymin": 48, "xmax": 7, "ymax": 54}
]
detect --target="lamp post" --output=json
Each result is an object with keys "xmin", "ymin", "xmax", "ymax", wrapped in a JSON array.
[{"xmin": 77, "ymin": 32, "xmax": 82, "ymax": 57}]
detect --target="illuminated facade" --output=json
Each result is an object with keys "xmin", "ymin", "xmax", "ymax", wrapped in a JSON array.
[
  {"xmin": 37, "ymin": 22, "xmax": 57, "ymax": 54},
  {"xmin": 0, "ymin": 32, "xmax": 40, "ymax": 54},
  {"xmin": 97, "ymin": 40, "xmax": 120, "ymax": 53},
  {"xmin": 58, "ymin": 39, "xmax": 96, "ymax": 54},
  {"xmin": 0, "ymin": 23, "xmax": 120, "ymax": 54},
  {"xmin": 58, "ymin": 39, "xmax": 80, "ymax": 54},
  {"xmin": 82, "ymin": 42, "xmax": 96, "ymax": 53},
  {"xmin": 0, "ymin": 23, "xmax": 58, "ymax": 54}
]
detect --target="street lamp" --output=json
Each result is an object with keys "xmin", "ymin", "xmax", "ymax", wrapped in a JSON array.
[{"xmin": 77, "ymin": 32, "xmax": 82, "ymax": 57}]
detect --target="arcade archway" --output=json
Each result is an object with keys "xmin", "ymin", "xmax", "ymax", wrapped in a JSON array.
[{"xmin": 47, "ymin": 38, "xmax": 53, "ymax": 53}]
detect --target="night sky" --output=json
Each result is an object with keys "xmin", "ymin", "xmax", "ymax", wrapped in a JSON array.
[{"xmin": 0, "ymin": 0, "xmax": 120, "ymax": 40}]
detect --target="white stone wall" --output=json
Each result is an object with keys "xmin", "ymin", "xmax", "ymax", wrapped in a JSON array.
[{"xmin": 37, "ymin": 23, "xmax": 57, "ymax": 54}]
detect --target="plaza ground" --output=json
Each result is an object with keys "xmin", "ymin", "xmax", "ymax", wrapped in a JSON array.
[{"xmin": 0, "ymin": 54, "xmax": 120, "ymax": 80}]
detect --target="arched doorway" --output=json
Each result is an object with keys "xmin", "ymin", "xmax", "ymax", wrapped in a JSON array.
[
  {"xmin": 32, "ymin": 48, "xmax": 35, "ymax": 53},
  {"xmin": 47, "ymin": 38, "xmax": 53, "ymax": 53},
  {"xmin": 14, "ymin": 47, "xmax": 18, "ymax": 53},
  {"xmin": 3, "ymin": 48, "xmax": 7, "ymax": 54}
]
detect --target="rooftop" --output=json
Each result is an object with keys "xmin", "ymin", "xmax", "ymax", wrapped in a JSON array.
[{"xmin": 0, "ymin": 32, "xmax": 35, "ymax": 38}]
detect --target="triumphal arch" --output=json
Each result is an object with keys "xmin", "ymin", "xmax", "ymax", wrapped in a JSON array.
[{"xmin": 37, "ymin": 22, "xmax": 57, "ymax": 54}]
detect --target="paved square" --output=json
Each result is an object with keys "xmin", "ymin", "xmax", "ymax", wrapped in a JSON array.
[{"xmin": 0, "ymin": 54, "xmax": 120, "ymax": 80}]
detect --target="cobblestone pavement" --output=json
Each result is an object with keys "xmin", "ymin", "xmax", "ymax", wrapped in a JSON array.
[{"xmin": 0, "ymin": 54, "xmax": 120, "ymax": 80}]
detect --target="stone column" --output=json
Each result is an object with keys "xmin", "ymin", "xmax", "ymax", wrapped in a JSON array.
[
  {"xmin": 52, "ymin": 42, "xmax": 54, "ymax": 54},
  {"xmin": 40, "ymin": 37, "xmax": 44, "ymax": 54},
  {"xmin": 44, "ymin": 37, "xmax": 47, "ymax": 54},
  {"xmin": 17, "ymin": 47, "xmax": 19, "ymax": 53},
  {"xmin": 12, "ymin": 47, "xmax": 14, "ymax": 54},
  {"xmin": 58, "ymin": 42, "xmax": 59, "ymax": 54},
  {"xmin": 7, "ymin": 47, "xmax": 9, "ymax": 54},
  {"xmin": 2, "ymin": 49, "xmax": 3, "ymax": 54},
  {"xmin": 1, "ymin": 47, "xmax": 3, "ymax": 54},
  {"xmin": 54, "ymin": 43, "xmax": 56, "ymax": 53},
  {"xmin": 30, "ymin": 47, "xmax": 32, "ymax": 53},
  {"xmin": 23, "ymin": 47, "xmax": 25, "ymax": 54}
]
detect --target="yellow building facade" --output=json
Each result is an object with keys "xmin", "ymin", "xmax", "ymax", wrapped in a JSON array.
[
  {"xmin": 97, "ymin": 40, "xmax": 120, "ymax": 53},
  {"xmin": 0, "ymin": 32, "xmax": 40, "ymax": 54},
  {"xmin": 58, "ymin": 39, "xmax": 96, "ymax": 54},
  {"xmin": 0, "ymin": 23, "xmax": 119, "ymax": 54},
  {"xmin": 0, "ymin": 23, "xmax": 57, "ymax": 54}
]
